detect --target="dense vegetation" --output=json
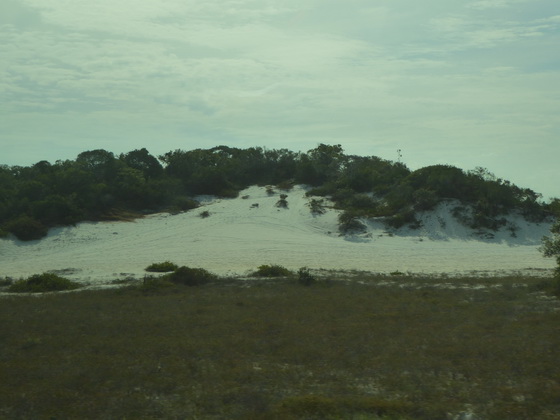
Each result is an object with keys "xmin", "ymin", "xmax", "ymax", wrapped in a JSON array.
[
  {"xmin": 7, "ymin": 272, "xmax": 81, "ymax": 293},
  {"xmin": 1, "ymin": 144, "xmax": 557, "ymax": 240},
  {"xmin": 541, "ymin": 219, "xmax": 560, "ymax": 294}
]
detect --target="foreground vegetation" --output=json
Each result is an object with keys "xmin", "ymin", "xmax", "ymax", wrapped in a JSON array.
[
  {"xmin": 1, "ymin": 273, "xmax": 559, "ymax": 419},
  {"xmin": 2, "ymin": 144, "xmax": 558, "ymax": 240}
]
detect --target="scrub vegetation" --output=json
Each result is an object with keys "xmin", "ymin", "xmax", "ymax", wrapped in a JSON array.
[
  {"xmin": 1, "ymin": 145, "xmax": 557, "ymax": 241},
  {"xmin": 1, "ymin": 272, "xmax": 559, "ymax": 419},
  {"xmin": 7, "ymin": 272, "xmax": 81, "ymax": 293},
  {"xmin": 250, "ymin": 264, "xmax": 294, "ymax": 277},
  {"xmin": 145, "ymin": 261, "xmax": 179, "ymax": 273}
]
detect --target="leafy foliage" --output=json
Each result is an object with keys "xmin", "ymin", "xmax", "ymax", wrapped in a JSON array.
[
  {"xmin": 165, "ymin": 266, "xmax": 217, "ymax": 286},
  {"xmin": 0, "ymin": 144, "xmax": 554, "ymax": 241},
  {"xmin": 4, "ymin": 215, "xmax": 48, "ymax": 241},
  {"xmin": 540, "ymin": 219, "xmax": 560, "ymax": 292},
  {"xmin": 8, "ymin": 273, "xmax": 80, "ymax": 293},
  {"xmin": 145, "ymin": 261, "xmax": 179, "ymax": 273},
  {"xmin": 275, "ymin": 194, "xmax": 289, "ymax": 209},
  {"xmin": 251, "ymin": 264, "xmax": 293, "ymax": 277},
  {"xmin": 338, "ymin": 210, "xmax": 367, "ymax": 234}
]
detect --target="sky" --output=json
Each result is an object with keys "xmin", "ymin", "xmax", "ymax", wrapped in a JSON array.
[{"xmin": 1, "ymin": 0, "xmax": 559, "ymax": 199}]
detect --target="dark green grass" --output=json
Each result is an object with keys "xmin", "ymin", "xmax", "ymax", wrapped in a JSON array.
[{"xmin": 1, "ymin": 274, "xmax": 559, "ymax": 419}]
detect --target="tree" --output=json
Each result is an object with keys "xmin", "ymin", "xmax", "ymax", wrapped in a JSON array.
[
  {"xmin": 76, "ymin": 149, "xmax": 118, "ymax": 182},
  {"xmin": 119, "ymin": 148, "xmax": 163, "ymax": 179},
  {"xmin": 541, "ymin": 219, "xmax": 560, "ymax": 279}
]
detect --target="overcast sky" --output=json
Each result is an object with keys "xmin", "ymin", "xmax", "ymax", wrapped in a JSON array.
[{"xmin": 1, "ymin": 0, "xmax": 559, "ymax": 198}]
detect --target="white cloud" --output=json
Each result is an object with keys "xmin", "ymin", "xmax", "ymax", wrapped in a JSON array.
[{"xmin": 1, "ymin": 0, "xmax": 559, "ymax": 198}]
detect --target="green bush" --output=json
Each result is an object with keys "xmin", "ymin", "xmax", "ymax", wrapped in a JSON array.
[
  {"xmin": 276, "ymin": 194, "xmax": 288, "ymax": 209},
  {"xmin": 251, "ymin": 264, "xmax": 293, "ymax": 277},
  {"xmin": 172, "ymin": 196, "xmax": 199, "ymax": 212},
  {"xmin": 199, "ymin": 210, "xmax": 210, "ymax": 218},
  {"xmin": 309, "ymin": 198, "xmax": 326, "ymax": 215},
  {"xmin": 165, "ymin": 266, "xmax": 217, "ymax": 286},
  {"xmin": 297, "ymin": 267, "xmax": 316, "ymax": 286},
  {"xmin": 5, "ymin": 215, "xmax": 48, "ymax": 241},
  {"xmin": 338, "ymin": 210, "xmax": 366, "ymax": 234},
  {"xmin": 145, "ymin": 261, "xmax": 179, "ymax": 273},
  {"xmin": 0, "ymin": 277, "xmax": 13, "ymax": 287},
  {"xmin": 276, "ymin": 180, "xmax": 294, "ymax": 191},
  {"xmin": 8, "ymin": 273, "xmax": 80, "ymax": 293},
  {"xmin": 385, "ymin": 208, "xmax": 419, "ymax": 229}
]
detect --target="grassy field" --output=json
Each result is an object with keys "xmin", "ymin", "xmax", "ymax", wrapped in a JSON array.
[{"xmin": 1, "ymin": 273, "xmax": 559, "ymax": 419}]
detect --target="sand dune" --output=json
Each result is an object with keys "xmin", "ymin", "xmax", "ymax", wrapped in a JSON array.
[{"xmin": 1, "ymin": 185, "xmax": 555, "ymax": 284}]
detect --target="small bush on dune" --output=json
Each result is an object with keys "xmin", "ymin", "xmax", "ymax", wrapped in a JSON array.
[
  {"xmin": 145, "ymin": 261, "xmax": 179, "ymax": 273},
  {"xmin": 309, "ymin": 198, "xmax": 326, "ymax": 215},
  {"xmin": 338, "ymin": 210, "xmax": 366, "ymax": 234},
  {"xmin": 168, "ymin": 197, "xmax": 199, "ymax": 214},
  {"xmin": 251, "ymin": 264, "xmax": 293, "ymax": 277},
  {"xmin": 8, "ymin": 273, "xmax": 80, "ymax": 293},
  {"xmin": 276, "ymin": 194, "xmax": 289, "ymax": 208},
  {"xmin": 5, "ymin": 215, "xmax": 48, "ymax": 241},
  {"xmin": 276, "ymin": 180, "xmax": 294, "ymax": 191},
  {"xmin": 165, "ymin": 266, "xmax": 217, "ymax": 286}
]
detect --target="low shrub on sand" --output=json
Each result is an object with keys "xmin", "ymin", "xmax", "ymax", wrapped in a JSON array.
[
  {"xmin": 8, "ymin": 273, "xmax": 80, "ymax": 293},
  {"xmin": 250, "ymin": 264, "xmax": 293, "ymax": 277},
  {"xmin": 145, "ymin": 261, "xmax": 179, "ymax": 273},
  {"xmin": 165, "ymin": 266, "xmax": 217, "ymax": 286}
]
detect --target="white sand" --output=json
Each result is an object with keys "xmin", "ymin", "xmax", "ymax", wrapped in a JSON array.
[{"xmin": 1, "ymin": 185, "xmax": 555, "ymax": 284}]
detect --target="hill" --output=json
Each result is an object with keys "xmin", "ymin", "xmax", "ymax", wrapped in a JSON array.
[
  {"xmin": 1, "ymin": 145, "xmax": 558, "ymax": 242},
  {"xmin": 1, "ymin": 185, "xmax": 555, "ymax": 285}
]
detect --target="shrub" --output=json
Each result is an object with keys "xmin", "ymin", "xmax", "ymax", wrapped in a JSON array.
[
  {"xmin": 0, "ymin": 277, "xmax": 13, "ymax": 287},
  {"xmin": 165, "ymin": 266, "xmax": 217, "ymax": 286},
  {"xmin": 172, "ymin": 197, "xmax": 199, "ymax": 212},
  {"xmin": 276, "ymin": 180, "xmax": 294, "ymax": 191},
  {"xmin": 297, "ymin": 267, "xmax": 316, "ymax": 286},
  {"xmin": 276, "ymin": 194, "xmax": 288, "ymax": 209},
  {"xmin": 309, "ymin": 198, "xmax": 326, "ymax": 215},
  {"xmin": 8, "ymin": 273, "xmax": 80, "ymax": 293},
  {"xmin": 145, "ymin": 261, "xmax": 179, "ymax": 273},
  {"xmin": 384, "ymin": 208, "xmax": 419, "ymax": 229},
  {"xmin": 5, "ymin": 215, "xmax": 48, "ymax": 241},
  {"xmin": 338, "ymin": 210, "xmax": 366, "ymax": 234},
  {"xmin": 216, "ymin": 188, "xmax": 239, "ymax": 198},
  {"xmin": 199, "ymin": 210, "xmax": 210, "ymax": 218},
  {"xmin": 251, "ymin": 264, "xmax": 293, "ymax": 277}
]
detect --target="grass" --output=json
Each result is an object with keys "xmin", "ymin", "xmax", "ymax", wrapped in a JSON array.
[{"xmin": 1, "ymin": 273, "xmax": 559, "ymax": 419}]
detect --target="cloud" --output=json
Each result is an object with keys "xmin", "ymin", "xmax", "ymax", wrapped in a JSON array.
[{"xmin": 1, "ymin": 0, "xmax": 559, "ymax": 198}]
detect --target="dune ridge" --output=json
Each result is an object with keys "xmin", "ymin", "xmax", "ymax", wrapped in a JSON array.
[{"xmin": 1, "ymin": 185, "xmax": 555, "ymax": 284}]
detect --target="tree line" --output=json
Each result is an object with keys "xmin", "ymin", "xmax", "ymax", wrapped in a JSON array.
[{"xmin": 0, "ymin": 144, "xmax": 557, "ymax": 240}]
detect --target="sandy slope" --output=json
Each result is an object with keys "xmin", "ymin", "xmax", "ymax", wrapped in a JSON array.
[{"xmin": 1, "ymin": 185, "xmax": 555, "ymax": 284}]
